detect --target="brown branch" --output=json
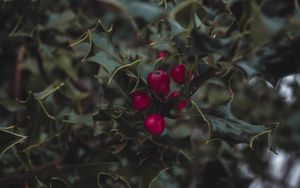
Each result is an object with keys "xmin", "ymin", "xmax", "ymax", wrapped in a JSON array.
[
  {"xmin": 161, "ymin": 67, "xmax": 216, "ymax": 117},
  {"xmin": 13, "ymin": 46, "xmax": 25, "ymax": 99},
  {"xmin": 183, "ymin": 67, "xmax": 217, "ymax": 98},
  {"xmin": 34, "ymin": 48, "xmax": 50, "ymax": 84},
  {"xmin": 0, "ymin": 157, "xmax": 63, "ymax": 185}
]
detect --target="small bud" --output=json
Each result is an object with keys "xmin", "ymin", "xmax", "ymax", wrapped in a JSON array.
[{"xmin": 156, "ymin": 51, "xmax": 168, "ymax": 59}]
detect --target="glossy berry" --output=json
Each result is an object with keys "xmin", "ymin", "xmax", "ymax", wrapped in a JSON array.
[
  {"xmin": 169, "ymin": 91, "xmax": 188, "ymax": 110},
  {"xmin": 170, "ymin": 64, "xmax": 186, "ymax": 84},
  {"xmin": 131, "ymin": 91, "xmax": 151, "ymax": 111},
  {"xmin": 147, "ymin": 70, "xmax": 170, "ymax": 96},
  {"xmin": 156, "ymin": 51, "xmax": 168, "ymax": 59},
  {"xmin": 144, "ymin": 114, "xmax": 165, "ymax": 135}
]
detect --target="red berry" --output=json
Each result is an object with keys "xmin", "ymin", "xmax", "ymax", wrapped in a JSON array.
[
  {"xmin": 147, "ymin": 70, "xmax": 170, "ymax": 96},
  {"xmin": 131, "ymin": 91, "xmax": 151, "ymax": 111},
  {"xmin": 156, "ymin": 51, "xmax": 168, "ymax": 59},
  {"xmin": 144, "ymin": 114, "xmax": 165, "ymax": 135},
  {"xmin": 169, "ymin": 91, "xmax": 188, "ymax": 110},
  {"xmin": 170, "ymin": 64, "xmax": 186, "ymax": 84}
]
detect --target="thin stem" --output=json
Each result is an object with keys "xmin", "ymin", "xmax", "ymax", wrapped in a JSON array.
[
  {"xmin": 161, "ymin": 67, "xmax": 216, "ymax": 117},
  {"xmin": 182, "ymin": 67, "xmax": 216, "ymax": 98},
  {"xmin": 0, "ymin": 158, "xmax": 63, "ymax": 185},
  {"xmin": 13, "ymin": 46, "xmax": 25, "ymax": 99},
  {"xmin": 34, "ymin": 48, "xmax": 50, "ymax": 84}
]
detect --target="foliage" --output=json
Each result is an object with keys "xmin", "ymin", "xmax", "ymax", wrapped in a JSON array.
[{"xmin": 1, "ymin": 0, "xmax": 300, "ymax": 187}]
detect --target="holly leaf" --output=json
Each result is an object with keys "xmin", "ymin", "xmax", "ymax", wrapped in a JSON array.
[
  {"xmin": 250, "ymin": 1, "xmax": 285, "ymax": 46},
  {"xmin": 33, "ymin": 82, "xmax": 64, "ymax": 101},
  {"xmin": 49, "ymin": 177, "xmax": 70, "ymax": 188},
  {"xmin": 15, "ymin": 83, "xmax": 65, "ymax": 152},
  {"xmin": 236, "ymin": 36, "xmax": 300, "ymax": 86},
  {"xmin": 108, "ymin": 59, "xmax": 142, "ymax": 93},
  {"xmin": 46, "ymin": 10, "xmax": 76, "ymax": 32},
  {"xmin": 0, "ymin": 127, "xmax": 26, "ymax": 159},
  {"xmin": 97, "ymin": 172, "xmax": 131, "ymax": 188},
  {"xmin": 170, "ymin": 0, "xmax": 207, "ymax": 29},
  {"xmin": 235, "ymin": 3, "xmax": 300, "ymax": 86},
  {"xmin": 100, "ymin": 0, "xmax": 165, "ymax": 25},
  {"xmin": 126, "ymin": 1, "xmax": 166, "ymax": 24},
  {"xmin": 71, "ymin": 30, "xmax": 122, "ymax": 76},
  {"xmin": 192, "ymin": 99, "xmax": 275, "ymax": 148},
  {"xmin": 91, "ymin": 33, "xmax": 122, "ymax": 64}
]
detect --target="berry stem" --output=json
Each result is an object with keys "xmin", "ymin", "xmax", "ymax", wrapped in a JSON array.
[
  {"xmin": 161, "ymin": 67, "xmax": 216, "ymax": 118},
  {"xmin": 181, "ymin": 67, "xmax": 216, "ymax": 98}
]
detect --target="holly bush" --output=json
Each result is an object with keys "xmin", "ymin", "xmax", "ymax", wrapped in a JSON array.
[{"xmin": 1, "ymin": 0, "xmax": 300, "ymax": 187}]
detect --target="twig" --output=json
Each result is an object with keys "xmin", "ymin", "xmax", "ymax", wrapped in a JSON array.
[
  {"xmin": 0, "ymin": 157, "xmax": 63, "ymax": 185},
  {"xmin": 183, "ymin": 67, "xmax": 216, "ymax": 98},
  {"xmin": 13, "ymin": 46, "xmax": 25, "ymax": 99},
  {"xmin": 161, "ymin": 67, "xmax": 216, "ymax": 117},
  {"xmin": 33, "ymin": 48, "xmax": 50, "ymax": 84}
]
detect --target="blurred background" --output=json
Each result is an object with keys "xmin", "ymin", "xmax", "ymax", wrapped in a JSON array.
[{"xmin": 1, "ymin": 0, "xmax": 300, "ymax": 187}]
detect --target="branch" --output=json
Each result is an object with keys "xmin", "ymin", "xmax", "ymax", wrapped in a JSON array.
[
  {"xmin": 0, "ymin": 158, "xmax": 62, "ymax": 185},
  {"xmin": 13, "ymin": 46, "xmax": 25, "ymax": 99},
  {"xmin": 33, "ymin": 48, "xmax": 50, "ymax": 84},
  {"xmin": 183, "ymin": 67, "xmax": 216, "ymax": 98},
  {"xmin": 161, "ymin": 67, "xmax": 216, "ymax": 116}
]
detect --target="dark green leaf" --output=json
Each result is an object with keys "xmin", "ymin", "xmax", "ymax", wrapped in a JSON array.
[
  {"xmin": 193, "ymin": 100, "xmax": 275, "ymax": 147},
  {"xmin": 126, "ymin": 2, "xmax": 165, "ymax": 23},
  {"xmin": 0, "ymin": 128, "xmax": 26, "ymax": 159}
]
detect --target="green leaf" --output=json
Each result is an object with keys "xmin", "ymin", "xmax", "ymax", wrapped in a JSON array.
[
  {"xmin": 86, "ymin": 52, "xmax": 120, "ymax": 75},
  {"xmin": 170, "ymin": 0, "xmax": 199, "ymax": 30},
  {"xmin": 192, "ymin": 99, "xmax": 275, "ymax": 148},
  {"xmin": 166, "ymin": 118, "xmax": 193, "ymax": 139},
  {"xmin": 236, "ymin": 37, "xmax": 300, "ymax": 86},
  {"xmin": 91, "ymin": 33, "xmax": 119, "ymax": 61},
  {"xmin": 167, "ymin": 19, "xmax": 185, "ymax": 35},
  {"xmin": 61, "ymin": 80, "xmax": 90, "ymax": 100},
  {"xmin": 108, "ymin": 59, "xmax": 141, "ymax": 92},
  {"xmin": 16, "ymin": 84, "xmax": 67, "ymax": 153},
  {"xmin": 65, "ymin": 111, "xmax": 95, "ymax": 126},
  {"xmin": 0, "ymin": 99, "xmax": 22, "ymax": 112},
  {"xmin": 250, "ymin": 1, "xmax": 285, "ymax": 46},
  {"xmin": 191, "ymin": 82, "xmax": 232, "ymax": 108},
  {"xmin": 85, "ymin": 32, "xmax": 122, "ymax": 76},
  {"xmin": 0, "ymin": 128, "xmax": 26, "ymax": 159},
  {"xmin": 46, "ymin": 10, "xmax": 76, "ymax": 32},
  {"xmin": 97, "ymin": 172, "xmax": 131, "ymax": 188},
  {"xmin": 17, "ymin": 95, "xmax": 54, "ymax": 151},
  {"xmin": 148, "ymin": 167, "xmax": 171, "ymax": 188},
  {"xmin": 126, "ymin": 2, "xmax": 165, "ymax": 23},
  {"xmin": 139, "ymin": 160, "xmax": 169, "ymax": 188},
  {"xmin": 52, "ymin": 52, "xmax": 78, "ymax": 81},
  {"xmin": 236, "ymin": 56, "xmax": 262, "ymax": 79},
  {"xmin": 33, "ymin": 82, "xmax": 64, "ymax": 101},
  {"xmin": 71, "ymin": 30, "xmax": 93, "ymax": 62},
  {"xmin": 49, "ymin": 177, "xmax": 71, "ymax": 188}
]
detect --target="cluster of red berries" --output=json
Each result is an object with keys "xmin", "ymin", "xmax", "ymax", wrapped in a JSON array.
[{"xmin": 131, "ymin": 52, "xmax": 189, "ymax": 135}]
